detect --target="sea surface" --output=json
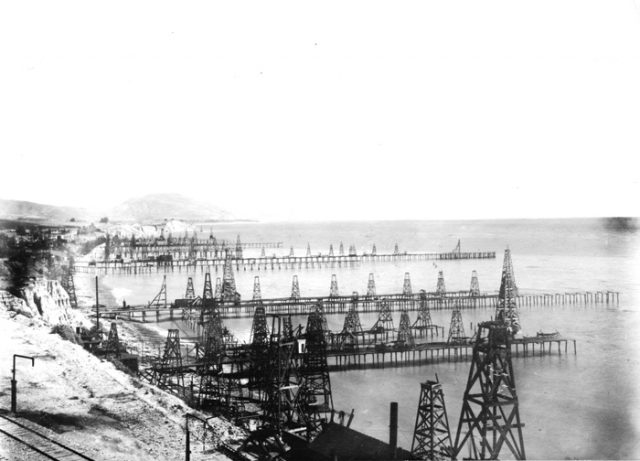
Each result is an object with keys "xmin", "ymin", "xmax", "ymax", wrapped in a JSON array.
[{"xmin": 85, "ymin": 218, "xmax": 640, "ymax": 459}]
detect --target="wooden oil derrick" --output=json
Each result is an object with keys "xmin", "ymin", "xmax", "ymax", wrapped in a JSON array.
[
  {"xmin": 436, "ymin": 271, "xmax": 446, "ymax": 296},
  {"xmin": 185, "ymin": 277, "xmax": 196, "ymax": 300},
  {"xmin": 261, "ymin": 247, "xmax": 266, "ymax": 257},
  {"xmin": 291, "ymin": 275, "xmax": 301, "ymax": 300},
  {"xmin": 394, "ymin": 242, "xmax": 400, "ymax": 255},
  {"xmin": 411, "ymin": 376, "xmax": 453, "ymax": 460},
  {"xmin": 253, "ymin": 276, "xmax": 262, "ymax": 301},
  {"xmin": 214, "ymin": 277, "xmax": 222, "ymax": 300},
  {"xmin": 156, "ymin": 329, "xmax": 184, "ymax": 393},
  {"xmin": 397, "ymin": 308, "xmax": 415, "ymax": 346},
  {"xmin": 371, "ymin": 299, "xmax": 395, "ymax": 341},
  {"xmin": 470, "ymin": 270, "xmax": 480, "ymax": 297},
  {"xmin": 339, "ymin": 241, "xmax": 344, "ymax": 255},
  {"xmin": 366, "ymin": 273, "xmax": 376, "ymax": 298},
  {"xmin": 148, "ymin": 275, "xmax": 168, "ymax": 308},
  {"xmin": 447, "ymin": 307, "xmax": 466, "ymax": 344},
  {"xmin": 289, "ymin": 246, "xmax": 295, "ymax": 257},
  {"xmin": 198, "ymin": 300, "xmax": 226, "ymax": 409},
  {"xmin": 235, "ymin": 235, "xmax": 243, "ymax": 259},
  {"xmin": 251, "ymin": 304, "xmax": 269, "ymax": 346},
  {"xmin": 282, "ymin": 315, "xmax": 294, "ymax": 342},
  {"xmin": 348, "ymin": 244, "xmax": 357, "ymax": 256},
  {"xmin": 340, "ymin": 293, "xmax": 363, "ymax": 350},
  {"xmin": 313, "ymin": 302, "xmax": 329, "ymax": 335},
  {"xmin": 329, "ymin": 274, "xmax": 339, "ymax": 298},
  {"xmin": 453, "ymin": 321, "xmax": 526, "ymax": 460},
  {"xmin": 453, "ymin": 239, "xmax": 461, "ymax": 256},
  {"xmin": 306, "ymin": 242, "xmax": 312, "ymax": 257},
  {"xmin": 502, "ymin": 248, "xmax": 519, "ymax": 296},
  {"xmin": 372, "ymin": 243, "xmax": 377, "ymax": 255},
  {"xmin": 262, "ymin": 332, "xmax": 306, "ymax": 434},
  {"xmin": 495, "ymin": 266, "xmax": 521, "ymax": 336},
  {"xmin": 300, "ymin": 309, "xmax": 334, "ymax": 438},
  {"xmin": 103, "ymin": 322, "xmax": 123, "ymax": 358},
  {"xmin": 413, "ymin": 290, "xmax": 437, "ymax": 338},
  {"xmin": 202, "ymin": 272, "xmax": 214, "ymax": 300},
  {"xmin": 221, "ymin": 256, "xmax": 240, "ymax": 304},
  {"xmin": 403, "ymin": 272, "xmax": 413, "ymax": 296},
  {"xmin": 329, "ymin": 244, "xmax": 334, "ymax": 257}
]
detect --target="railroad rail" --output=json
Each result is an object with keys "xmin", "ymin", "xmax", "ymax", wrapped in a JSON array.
[
  {"xmin": 0, "ymin": 413, "xmax": 95, "ymax": 461},
  {"xmin": 95, "ymin": 289, "xmax": 620, "ymax": 322},
  {"xmin": 74, "ymin": 251, "xmax": 496, "ymax": 274}
]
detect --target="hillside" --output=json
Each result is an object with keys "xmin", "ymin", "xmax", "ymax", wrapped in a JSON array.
[
  {"xmin": 0, "ymin": 199, "xmax": 90, "ymax": 223},
  {"xmin": 109, "ymin": 193, "xmax": 235, "ymax": 222}
]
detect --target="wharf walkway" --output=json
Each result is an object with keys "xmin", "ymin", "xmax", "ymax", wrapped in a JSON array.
[
  {"xmin": 326, "ymin": 335, "xmax": 576, "ymax": 371},
  {"xmin": 74, "ymin": 250, "xmax": 496, "ymax": 274},
  {"xmin": 94, "ymin": 289, "xmax": 620, "ymax": 323}
]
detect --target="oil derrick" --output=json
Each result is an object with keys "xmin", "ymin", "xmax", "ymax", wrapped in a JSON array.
[
  {"xmin": 411, "ymin": 376, "xmax": 453, "ymax": 460},
  {"xmin": 453, "ymin": 321, "xmax": 526, "ymax": 460},
  {"xmin": 329, "ymin": 274, "xmax": 339, "ymax": 298},
  {"xmin": 251, "ymin": 304, "xmax": 269, "ymax": 346},
  {"xmin": 495, "ymin": 265, "xmax": 521, "ymax": 336},
  {"xmin": 403, "ymin": 272, "xmax": 413, "ymax": 296},
  {"xmin": 188, "ymin": 235, "xmax": 197, "ymax": 260},
  {"xmin": 156, "ymin": 329, "xmax": 184, "ymax": 393},
  {"xmin": 253, "ymin": 276, "xmax": 262, "ymax": 301},
  {"xmin": 329, "ymin": 244, "xmax": 334, "ymax": 256},
  {"xmin": 103, "ymin": 322, "xmax": 123, "ymax": 358},
  {"xmin": 502, "ymin": 248, "xmax": 519, "ymax": 296},
  {"xmin": 221, "ymin": 256, "xmax": 240, "ymax": 303},
  {"xmin": 470, "ymin": 270, "xmax": 480, "ymax": 297},
  {"xmin": 366, "ymin": 273, "xmax": 376, "ymax": 297},
  {"xmin": 203, "ymin": 272, "xmax": 214, "ymax": 300},
  {"xmin": 263, "ymin": 331, "xmax": 306, "ymax": 434},
  {"xmin": 340, "ymin": 293, "xmax": 363, "ymax": 350},
  {"xmin": 453, "ymin": 239, "xmax": 461, "ymax": 256},
  {"xmin": 397, "ymin": 308, "xmax": 415, "ymax": 346},
  {"xmin": 339, "ymin": 241, "xmax": 344, "ymax": 255},
  {"xmin": 372, "ymin": 243, "xmax": 377, "ymax": 255},
  {"xmin": 289, "ymin": 246, "xmax": 295, "ymax": 257},
  {"xmin": 149, "ymin": 275, "xmax": 168, "ymax": 308},
  {"xmin": 413, "ymin": 291, "xmax": 436, "ymax": 338},
  {"xmin": 185, "ymin": 277, "xmax": 196, "ymax": 299},
  {"xmin": 447, "ymin": 307, "xmax": 466, "ymax": 344},
  {"xmin": 436, "ymin": 271, "xmax": 446, "ymax": 296},
  {"xmin": 306, "ymin": 242, "xmax": 312, "ymax": 257},
  {"xmin": 299, "ymin": 309, "xmax": 334, "ymax": 437},
  {"xmin": 282, "ymin": 315, "xmax": 294, "ymax": 341},
  {"xmin": 348, "ymin": 244, "xmax": 356, "ymax": 256},
  {"xmin": 371, "ymin": 299, "xmax": 395, "ymax": 340},
  {"xmin": 235, "ymin": 235, "xmax": 243, "ymax": 259},
  {"xmin": 291, "ymin": 275, "xmax": 301, "ymax": 300},
  {"xmin": 214, "ymin": 277, "xmax": 222, "ymax": 300},
  {"xmin": 261, "ymin": 247, "xmax": 266, "ymax": 258},
  {"xmin": 394, "ymin": 242, "xmax": 399, "ymax": 255}
]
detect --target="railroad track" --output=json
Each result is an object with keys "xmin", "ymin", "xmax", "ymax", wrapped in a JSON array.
[{"xmin": 0, "ymin": 413, "xmax": 95, "ymax": 461}]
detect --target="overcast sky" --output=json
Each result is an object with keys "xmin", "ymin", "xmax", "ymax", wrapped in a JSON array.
[{"xmin": 1, "ymin": 1, "xmax": 639, "ymax": 221}]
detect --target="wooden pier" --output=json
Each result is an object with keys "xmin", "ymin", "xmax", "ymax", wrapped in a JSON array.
[
  {"xmin": 326, "ymin": 335, "xmax": 576, "ymax": 371},
  {"xmin": 74, "ymin": 250, "xmax": 496, "ymax": 274},
  {"xmin": 95, "ymin": 289, "xmax": 620, "ymax": 323}
]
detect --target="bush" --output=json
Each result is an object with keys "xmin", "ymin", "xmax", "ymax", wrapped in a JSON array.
[{"xmin": 51, "ymin": 324, "xmax": 83, "ymax": 345}]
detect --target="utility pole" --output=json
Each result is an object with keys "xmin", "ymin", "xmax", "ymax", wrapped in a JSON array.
[
  {"xmin": 11, "ymin": 354, "xmax": 35, "ymax": 413},
  {"xmin": 95, "ymin": 276, "xmax": 100, "ymax": 333}
]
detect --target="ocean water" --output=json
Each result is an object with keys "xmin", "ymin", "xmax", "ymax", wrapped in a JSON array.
[{"xmin": 86, "ymin": 218, "xmax": 640, "ymax": 459}]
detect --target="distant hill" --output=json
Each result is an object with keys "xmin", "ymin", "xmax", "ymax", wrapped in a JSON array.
[
  {"xmin": 109, "ymin": 193, "xmax": 235, "ymax": 222},
  {"xmin": 0, "ymin": 194, "xmax": 238, "ymax": 224},
  {"xmin": 0, "ymin": 199, "xmax": 91, "ymax": 223}
]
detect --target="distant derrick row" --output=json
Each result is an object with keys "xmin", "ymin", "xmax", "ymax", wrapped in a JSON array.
[{"xmin": 77, "ymin": 239, "xmax": 497, "ymax": 274}]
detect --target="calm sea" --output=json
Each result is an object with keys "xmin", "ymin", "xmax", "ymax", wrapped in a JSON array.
[{"xmin": 88, "ymin": 218, "xmax": 640, "ymax": 459}]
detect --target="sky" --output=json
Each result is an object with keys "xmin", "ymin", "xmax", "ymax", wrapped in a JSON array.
[{"xmin": 1, "ymin": 0, "xmax": 639, "ymax": 221}]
